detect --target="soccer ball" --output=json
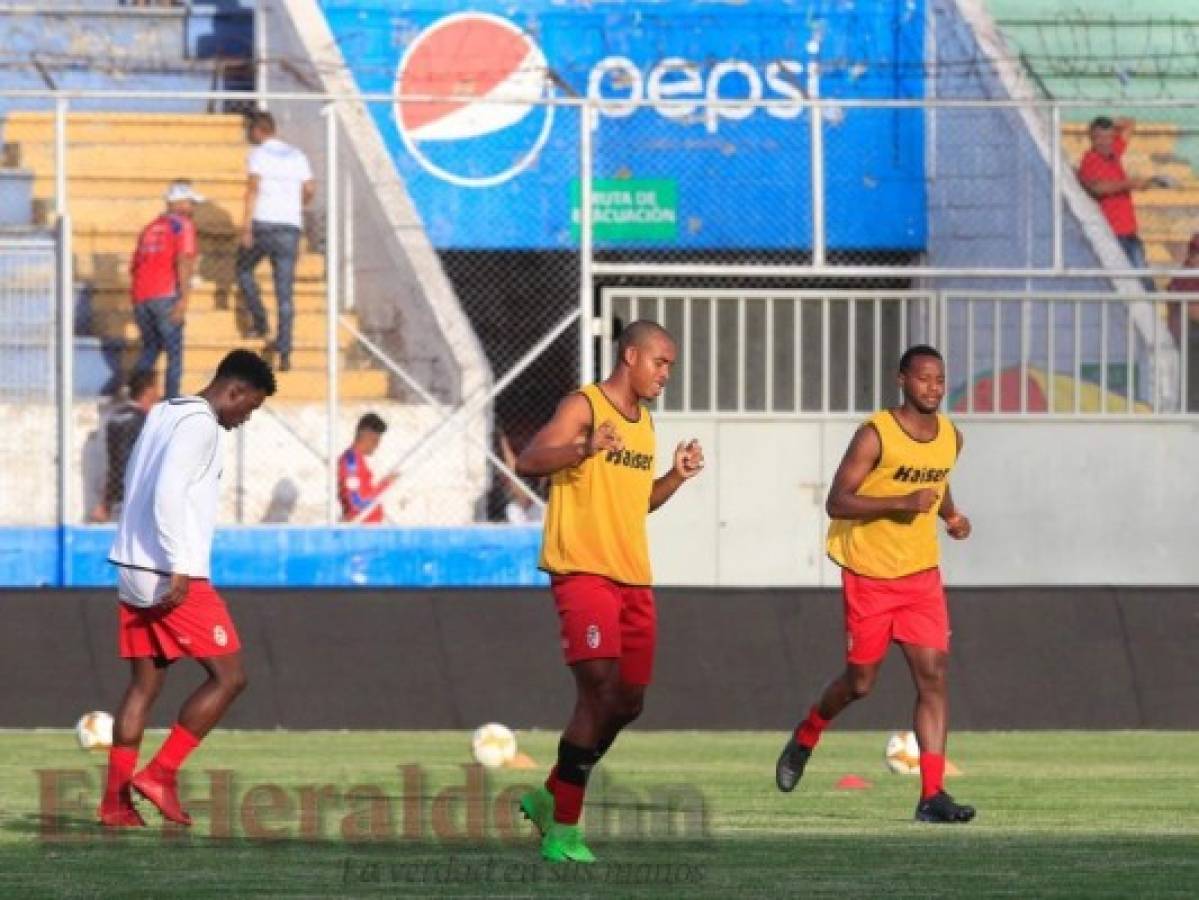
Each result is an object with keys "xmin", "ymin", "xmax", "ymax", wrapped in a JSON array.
[
  {"xmin": 76, "ymin": 711, "xmax": 114, "ymax": 751},
  {"xmin": 471, "ymin": 723, "xmax": 517, "ymax": 769},
  {"xmin": 884, "ymin": 730, "xmax": 921, "ymax": 775}
]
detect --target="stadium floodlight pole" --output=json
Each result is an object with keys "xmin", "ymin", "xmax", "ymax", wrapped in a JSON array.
[
  {"xmin": 808, "ymin": 58, "xmax": 826, "ymax": 268},
  {"xmin": 579, "ymin": 99, "xmax": 595, "ymax": 385},
  {"xmin": 323, "ymin": 103, "xmax": 340, "ymax": 525},
  {"xmin": 54, "ymin": 94, "xmax": 73, "ymax": 585}
]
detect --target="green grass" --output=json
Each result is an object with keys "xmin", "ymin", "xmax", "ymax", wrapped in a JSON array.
[{"xmin": 2, "ymin": 730, "xmax": 1198, "ymax": 897}]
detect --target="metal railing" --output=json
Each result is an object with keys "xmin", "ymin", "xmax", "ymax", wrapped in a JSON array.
[{"xmin": 600, "ymin": 289, "xmax": 938, "ymax": 417}]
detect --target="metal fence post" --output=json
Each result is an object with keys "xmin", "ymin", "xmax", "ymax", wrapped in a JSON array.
[
  {"xmin": 1051, "ymin": 103, "xmax": 1063, "ymax": 272},
  {"xmin": 809, "ymin": 63, "xmax": 826, "ymax": 269},
  {"xmin": 54, "ymin": 95, "xmax": 73, "ymax": 585},
  {"xmin": 255, "ymin": 0, "xmax": 269, "ymax": 111},
  {"xmin": 324, "ymin": 103, "xmax": 340, "ymax": 525},
  {"xmin": 579, "ymin": 100, "xmax": 594, "ymax": 386}
]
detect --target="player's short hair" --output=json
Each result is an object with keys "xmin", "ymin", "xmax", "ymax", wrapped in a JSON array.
[
  {"xmin": 126, "ymin": 369, "xmax": 157, "ymax": 400},
  {"xmin": 899, "ymin": 344, "xmax": 943, "ymax": 374},
  {"xmin": 247, "ymin": 110, "xmax": 276, "ymax": 134},
  {"xmin": 1089, "ymin": 115, "xmax": 1114, "ymax": 131},
  {"xmin": 616, "ymin": 319, "xmax": 673, "ymax": 358},
  {"xmin": 356, "ymin": 412, "xmax": 387, "ymax": 435},
  {"xmin": 214, "ymin": 349, "xmax": 277, "ymax": 395}
]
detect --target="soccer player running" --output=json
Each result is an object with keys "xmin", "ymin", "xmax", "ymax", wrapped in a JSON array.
[
  {"xmin": 99, "ymin": 350, "xmax": 276, "ymax": 827},
  {"xmin": 775, "ymin": 345, "xmax": 976, "ymax": 824},
  {"xmin": 515, "ymin": 321, "xmax": 704, "ymax": 863}
]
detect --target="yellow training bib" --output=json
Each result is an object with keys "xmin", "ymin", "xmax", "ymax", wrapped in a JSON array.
[
  {"xmin": 826, "ymin": 410, "xmax": 958, "ymax": 579},
  {"xmin": 539, "ymin": 383, "xmax": 656, "ymax": 585}
]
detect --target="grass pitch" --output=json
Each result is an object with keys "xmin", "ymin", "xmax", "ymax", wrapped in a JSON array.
[{"xmin": 1, "ymin": 730, "xmax": 1196, "ymax": 898}]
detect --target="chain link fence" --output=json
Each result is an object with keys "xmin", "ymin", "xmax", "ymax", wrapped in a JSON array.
[{"xmin": 6, "ymin": 90, "xmax": 1199, "ymax": 531}]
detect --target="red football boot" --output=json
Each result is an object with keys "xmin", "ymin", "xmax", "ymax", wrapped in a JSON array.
[
  {"xmin": 130, "ymin": 768, "xmax": 192, "ymax": 826},
  {"xmin": 97, "ymin": 798, "xmax": 147, "ymax": 828}
]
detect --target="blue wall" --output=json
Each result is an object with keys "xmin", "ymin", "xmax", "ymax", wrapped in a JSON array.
[{"xmin": 0, "ymin": 526, "xmax": 546, "ymax": 588}]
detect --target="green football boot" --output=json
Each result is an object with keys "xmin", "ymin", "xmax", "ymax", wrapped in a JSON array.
[
  {"xmin": 518, "ymin": 786, "xmax": 554, "ymax": 837},
  {"xmin": 540, "ymin": 822, "xmax": 597, "ymax": 864}
]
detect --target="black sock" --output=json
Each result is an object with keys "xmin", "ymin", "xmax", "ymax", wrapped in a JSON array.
[
  {"xmin": 594, "ymin": 736, "xmax": 614, "ymax": 760},
  {"xmin": 556, "ymin": 738, "xmax": 600, "ymax": 787}
]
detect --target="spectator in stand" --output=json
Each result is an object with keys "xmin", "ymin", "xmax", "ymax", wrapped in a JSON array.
[
  {"xmin": 1167, "ymin": 233, "xmax": 1199, "ymax": 412},
  {"xmin": 238, "ymin": 111, "xmax": 315, "ymax": 373},
  {"xmin": 130, "ymin": 180, "xmax": 201, "ymax": 399},
  {"xmin": 338, "ymin": 413, "xmax": 396, "ymax": 523},
  {"xmin": 1077, "ymin": 116, "xmax": 1171, "ymax": 291},
  {"xmin": 89, "ymin": 370, "xmax": 162, "ymax": 523}
]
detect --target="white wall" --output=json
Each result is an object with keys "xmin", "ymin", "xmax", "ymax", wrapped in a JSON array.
[{"xmin": 650, "ymin": 417, "xmax": 1199, "ymax": 586}]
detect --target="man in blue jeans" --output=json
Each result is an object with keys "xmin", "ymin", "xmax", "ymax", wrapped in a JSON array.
[
  {"xmin": 130, "ymin": 180, "xmax": 201, "ymax": 398},
  {"xmin": 237, "ymin": 111, "xmax": 315, "ymax": 373}
]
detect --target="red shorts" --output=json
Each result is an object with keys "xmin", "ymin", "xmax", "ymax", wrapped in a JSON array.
[
  {"xmin": 118, "ymin": 579, "xmax": 242, "ymax": 659},
  {"xmin": 551, "ymin": 574, "xmax": 657, "ymax": 686},
  {"xmin": 842, "ymin": 567, "xmax": 949, "ymax": 665}
]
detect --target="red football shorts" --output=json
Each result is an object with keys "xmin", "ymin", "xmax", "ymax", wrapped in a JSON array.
[
  {"xmin": 841, "ymin": 567, "xmax": 949, "ymax": 665},
  {"xmin": 551, "ymin": 574, "xmax": 657, "ymax": 686},
  {"xmin": 118, "ymin": 579, "xmax": 242, "ymax": 659}
]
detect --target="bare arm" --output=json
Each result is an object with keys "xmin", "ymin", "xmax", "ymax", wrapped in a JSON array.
[
  {"xmin": 516, "ymin": 393, "xmax": 621, "ymax": 477},
  {"xmin": 939, "ymin": 429, "xmax": 971, "ymax": 539},
  {"xmin": 1081, "ymin": 175, "xmax": 1151, "ymax": 199},
  {"xmin": 302, "ymin": 179, "xmax": 316, "ymax": 208},
  {"xmin": 825, "ymin": 425, "xmax": 938, "ymax": 520},
  {"xmin": 650, "ymin": 439, "xmax": 704, "ymax": 511}
]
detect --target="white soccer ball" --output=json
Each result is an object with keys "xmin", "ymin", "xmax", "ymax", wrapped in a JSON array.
[
  {"xmin": 76, "ymin": 711, "xmax": 114, "ymax": 751},
  {"xmin": 884, "ymin": 730, "xmax": 921, "ymax": 775},
  {"xmin": 471, "ymin": 723, "xmax": 517, "ymax": 769}
]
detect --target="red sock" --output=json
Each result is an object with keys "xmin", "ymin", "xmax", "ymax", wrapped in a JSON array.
[
  {"xmin": 148, "ymin": 724, "xmax": 200, "ymax": 778},
  {"xmin": 551, "ymin": 779, "xmax": 586, "ymax": 825},
  {"xmin": 103, "ymin": 746, "xmax": 138, "ymax": 806},
  {"xmin": 794, "ymin": 706, "xmax": 830, "ymax": 749},
  {"xmin": 544, "ymin": 765, "xmax": 558, "ymax": 794},
  {"xmin": 920, "ymin": 753, "xmax": 945, "ymax": 800}
]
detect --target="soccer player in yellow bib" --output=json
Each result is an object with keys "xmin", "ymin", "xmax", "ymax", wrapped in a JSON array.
[
  {"xmin": 775, "ymin": 345, "xmax": 977, "ymax": 824},
  {"xmin": 515, "ymin": 320, "xmax": 705, "ymax": 863}
]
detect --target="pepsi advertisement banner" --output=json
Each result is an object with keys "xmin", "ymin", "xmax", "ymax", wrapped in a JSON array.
[{"xmin": 318, "ymin": 0, "xmax": 927, "ymax": 251}]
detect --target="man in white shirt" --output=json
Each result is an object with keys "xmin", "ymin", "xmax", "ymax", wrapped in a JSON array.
[
  {"xmin": 237, "ymin": 111, "xmax": 315, "ymax": 372},
  {"xmin": 99, "ymin": 349, "xmax": 276, "ymax": 828}
]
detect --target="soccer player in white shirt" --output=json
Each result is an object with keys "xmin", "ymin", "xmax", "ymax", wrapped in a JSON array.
[
  {"xmin": 100, "ymin": 350, "xmax": 276, "ymax": 827},
  {"xmin": 237, "ymin": 110, "xmax": 314, "ymax": 372}
]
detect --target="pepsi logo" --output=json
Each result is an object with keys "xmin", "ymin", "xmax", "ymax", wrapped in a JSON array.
[{"xmin": 394, "ymin": 12, "xmax": 555, "ymax": 188}]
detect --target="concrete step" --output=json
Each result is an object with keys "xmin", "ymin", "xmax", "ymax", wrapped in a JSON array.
[
  {"xmin": 71, "ymin": 231, "xmax": 329, "ymax": 268},
  {"xmin": 89, "ymin": 309, "xmax": 354, "ymax": 345},
  {"xmin": 30, "ymin": 174, "xmax": 248, "ymax": 201},
  {"xmin": 86, "ymin": 288, "xmax": 331, "ymax": 316},
  {"xmin": 86, "ymin": 276, "xmax": 326, "ymax": 301},
  {"xmin": 53, "ymin": 196, "xmax": 279, "ymax": 228},
  {"xmin": 184, "ymin": 344, "xmax": 369, "ymax": 372},
  {"xmin": 74, "ymin": 250, "xmax": 327, "ymax": 284},
  {"xmin": 2, "ymin": 112, "xmax": 248, "ymax": 145},
  {"xmin": 181, "ymin": 367, "xmax": 390, "ymax": 401},
  {"xmin": 13, "ymin": 144, "xmax": 247, "ymax": 177},
  {"xmin": 1135, "ymin": 189, "xmax": 1199, "ymax": 207}
]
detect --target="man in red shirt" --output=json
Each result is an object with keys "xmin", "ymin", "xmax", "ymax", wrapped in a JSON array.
[
  {"xmin": 130, "ymin": 180, "xmax": 201, "ymax": 398},
  {"xmin": 1077, "ymin": 117, "xmax": 1164, "ymax": 290},
  {"xmin": 338, "ymin": 413, "xmax": 396, "ymax": 523}
]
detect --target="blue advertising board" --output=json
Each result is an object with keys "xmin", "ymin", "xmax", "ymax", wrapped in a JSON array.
[{"xmin": 318, "ymin": 0, "xmax": 927, "ymax": 251}]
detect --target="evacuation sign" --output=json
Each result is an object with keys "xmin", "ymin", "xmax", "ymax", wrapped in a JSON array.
[{"xmin": 570, "ymin": 179, "xmax": 678, "ymax": 241}]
